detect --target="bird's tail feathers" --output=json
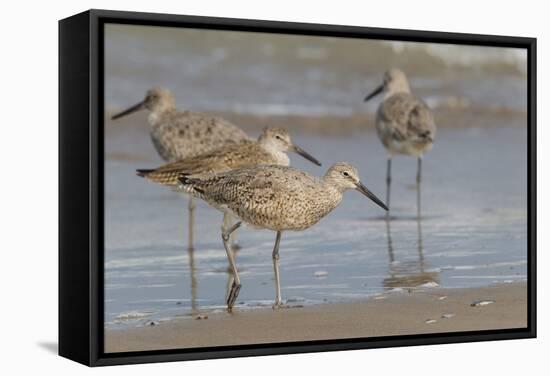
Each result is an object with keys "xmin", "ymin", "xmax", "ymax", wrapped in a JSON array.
[
  {"xmin": 136, "ymin": 168, "xmax": 154, "ymax": 177},
  {"xmin": 417, "ymin": 130, "xmax": 434, "ymax": 143}
]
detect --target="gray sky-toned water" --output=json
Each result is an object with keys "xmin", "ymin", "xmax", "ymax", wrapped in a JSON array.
[{"xmin": 105, "ymin": 24, "xmax": 527, "ymax": 117}]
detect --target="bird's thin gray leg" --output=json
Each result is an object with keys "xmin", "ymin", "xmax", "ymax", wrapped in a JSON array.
[
  {"xmin": 188, "ymin": 196, "xmax": 196, "ymax": 251},
  {"xmin": 272, "ymin": 231, "xmax": 283, "ymax": 309},
  {"xmin": 221, "ymin": 212, "xmax": 238, "ymax": 251},
  {"xmin": 221, "ymin": 220, "xmax": 242, "ymax": 312},
  {"xmin": 416, "ymin": 156, "xmax": 422, "ymax": 220},
  {"xmin": 221, "ymin": 212, "xmax": 230, "ymax": 237},
  {"xmin": 386, "ymin": 157, "xmax": 392, "ymax": 218},
  {"xmin": 222, "ymin": 212, "xmax": 239, "ymax": 300},
  {"xmin": 223, "ymin": 213, "xmax": 240, "ymax": 250}
]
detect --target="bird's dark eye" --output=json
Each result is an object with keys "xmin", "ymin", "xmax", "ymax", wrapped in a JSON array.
[
  {"xmin": 275, "ymin": 135, "xmax": 281, "ymax": 140},
  {"xmin": 342, "ymin": 171, "xmax": 349, "ymax": 177}
]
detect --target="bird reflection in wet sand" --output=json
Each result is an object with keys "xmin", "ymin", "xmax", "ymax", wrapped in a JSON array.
[
  {"xmin": 184, "ymin": 245, "xmax": 239, "ymax": 316},
  {"xmin": 383, "ymin": 214, "xmax": 439, "ymax": 290}
]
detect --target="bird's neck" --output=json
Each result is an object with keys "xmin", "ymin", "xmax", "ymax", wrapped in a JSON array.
[
  {"xmin": 320, "ymin": 181, "xmax": 344, "ymax": 213},
  {"xmin": 322, "ymin": 175, "xmax": 347, "ymax": 195},
  {"xmin": 258, "ymin": 139, "xmax": 290, "ymax": 166},
  {"xmin": 148, "ymin": 106, "xmax": 176, "ymax": 127},
  {"xmin": 385, "ymin": 84, "xmax": 411, "ymax": 99}
]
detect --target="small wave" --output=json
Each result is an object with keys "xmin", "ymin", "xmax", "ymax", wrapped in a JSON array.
[
  {"xmin": 229, "ymin": 102, "xmax": 354, "ymax": 117},
  {"xmin": 385, "ymin": 41, "xmax": 527, "ymax": 74},
  {"xmin": 114, "ymin": 310, "xmax": 155, "ymax": 321}
]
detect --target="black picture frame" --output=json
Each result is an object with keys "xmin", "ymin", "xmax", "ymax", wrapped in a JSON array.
[{"xmin": 59, "ymin": 9, "xmax": 537, "ymax": 367}]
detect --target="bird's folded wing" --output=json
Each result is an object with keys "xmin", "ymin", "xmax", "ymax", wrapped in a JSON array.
[
  {"xmin": 406, "ymin": 102, "xmax": 436, "ymax": 140},
  {"xmin": 379, "ymin": 93, "xmax": 435, "ymax": 141}
]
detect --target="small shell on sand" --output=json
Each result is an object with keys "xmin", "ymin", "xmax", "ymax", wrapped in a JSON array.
[
  {"xmin": 441, "ymin": 313, "xmax": 456, "ymax": 319},
  {"xmin": 425, "ymin": 319, "xmax": 437, "ymax": 324},
  {"xmin": 471, "ymin": 300, "xmax": 496, "ymax": 307}
]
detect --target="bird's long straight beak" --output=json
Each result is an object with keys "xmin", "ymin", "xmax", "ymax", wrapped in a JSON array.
[
  {"xmin": 291, "ymin": 145, "xmax": 322, "ymax": 166},
  {"xmin": 111, "ymin": 101, "xmax": 145, "ymax": 120},
  {"xmin": 364, "ymin": 84, "xmax": 383, "ymax": 102},
  {"xmin": 355, "ymin": 181, "xmax": 388, "ymax": 211}
]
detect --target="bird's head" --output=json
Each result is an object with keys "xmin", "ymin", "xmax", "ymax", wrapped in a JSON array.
[
  {"xmin": 111, "ymin": 87, "xmax": 175, "ymax": 120},
  {"xmin": 324, "ymin": 162, "xmax": 388, "ymax": 211},
  {"xmin": 364, "ymin": 68, "xmax": 411, "ymax": 101},
  {"xmin": 259, "ymin": 127, "xmax": 322, "ymax": 166}
]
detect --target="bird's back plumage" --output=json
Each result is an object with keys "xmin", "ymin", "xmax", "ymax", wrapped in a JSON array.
[
  {"xmin": 138, "ymin": 140, "xmax": 289, "ymax": 186},
  {"xmin": 150, "ymin": 109, "xmax": 251, "ymax": 162},
  {"xmin": 376, "ymin": 93, "xmax": 436, "ymax": 156}
]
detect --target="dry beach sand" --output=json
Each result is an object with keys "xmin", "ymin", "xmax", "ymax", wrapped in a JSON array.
[{"xmin": 105, "ymin": 282, "xmax": 527, "ymax": 353}]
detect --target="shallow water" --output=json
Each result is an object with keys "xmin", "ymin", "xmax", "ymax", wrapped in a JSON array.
[{"xmin": 104, "ymin": 126, "xmax": 527, "ymax": 328}]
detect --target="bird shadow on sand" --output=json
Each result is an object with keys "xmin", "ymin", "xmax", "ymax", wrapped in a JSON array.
[{"xmin": 37, "ymin": 341, "xmax": 58, "ymax": 354}]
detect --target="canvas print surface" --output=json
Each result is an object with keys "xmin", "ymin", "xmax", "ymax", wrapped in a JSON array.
[{"xmin": 103, "ymin": 23, "xmax": 528, "ymax": 352}]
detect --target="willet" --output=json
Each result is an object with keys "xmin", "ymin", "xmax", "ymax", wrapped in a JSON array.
[
  {"xmin": 364, "ymin": 69, "xmax": 436, "ymax": 217},
  {"xmin": 111, "ymin": 87, "xmax": 251, "ymax": 249},
  {"xmin": 136, "ymin": 127, "xmax": 321, "ymax": 184},
  {"xmin": 177, "ymin": 162, "xmax": 388, "ymax": 311},
  {"xmin": 137, "ymin": 127, "xmax": 321, "ymax": 247}
]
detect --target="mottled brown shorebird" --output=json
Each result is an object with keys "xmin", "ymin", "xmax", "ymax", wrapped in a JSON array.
[
  {"xmin": 364, "ymin": 69, "xmax": 436, "ymax": 216},
  {"xmin": 111, "ymin": 87, "xmax": 251, "ymax": 248},
  {"xmin": 177, "ymin": 162, "xmax": 387, "ymax": 311},
  {"xmin": 136, "ymin": 127, "xmax": 321, "ymax": 242}
]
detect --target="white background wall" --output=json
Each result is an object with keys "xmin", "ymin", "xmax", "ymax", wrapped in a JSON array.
[{"xmin": 0, "ymin": 0, "xmax": 546, "ymax": 374}]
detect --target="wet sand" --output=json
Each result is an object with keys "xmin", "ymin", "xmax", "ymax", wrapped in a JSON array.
[
  {"xmin": 214, "ymin": 107, "xmax": 526, "ymax": 135},
  {"xmin": 105, "ymin": 282, "xmax": 527, "ymax": 353},
  {"xmin": 105, "ymin": 106, "xmax": 526, "ymax": 139}
]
